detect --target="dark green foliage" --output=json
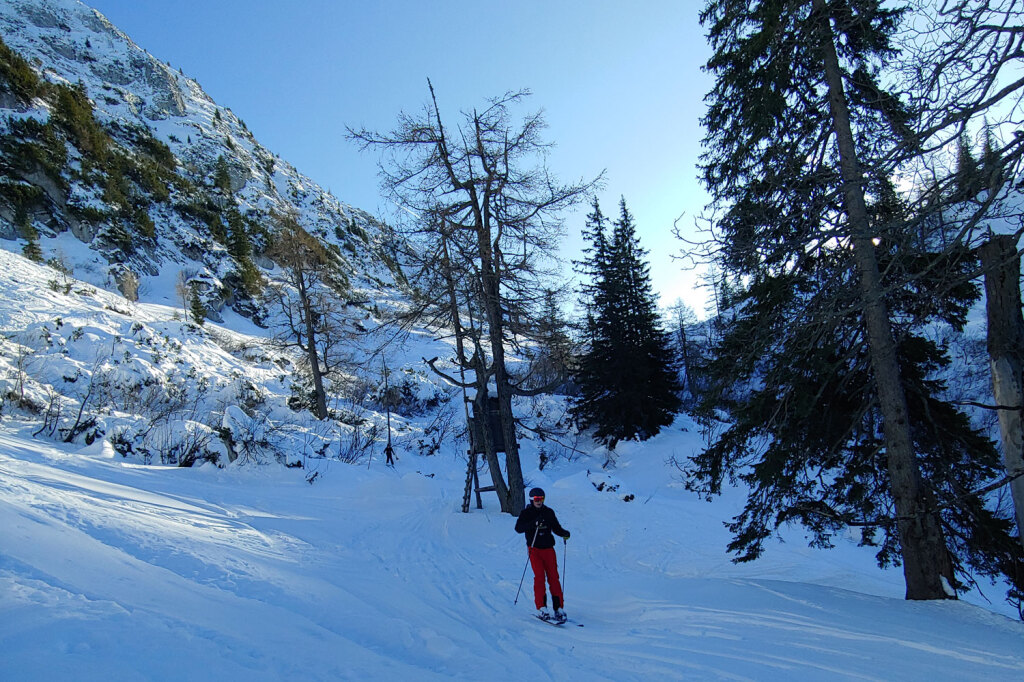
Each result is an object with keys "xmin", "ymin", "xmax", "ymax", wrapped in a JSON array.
[
  {"xmin": 96, "ymin": 153, "xmax": 158, "ymax": 243},
  {"xmin": 173, "ymin": 198, "xmax": 220, "ymax": 227},
  {"xmin": 50, "ymin": 82, "xmax": 109, "ymax": 165},
  {"xmin": 0, "ymin": 35, "xmax": 41, "ymax": 103},
  {"xmin": 232, "ymin": 258, "xmax": 263, "ymax": 298},
  {"xmin": 95, "ymin": 129, "xmax": 176, "ymax": 220},
  {"xmin": 98, "ymin": 221, "xmax": 134, "ymax": 255},
  {"xmin": 225, "ymin": 207, "xmax": 250, "ymax": 260},
  {"xmin": 131, "ymin": 206, "xmax": 155, "ymax": 239},
  {"xmin": 213, "ymin": 155, "xmax": 231, "ymax": 193},
  {"xmin": 0, "ymin": 40, "xmax": 181, "ymax": 253},
  {"xmin": 189, "ymin": 286, "xmax": 207, "ymax": 326},
  {"xmin": 226, "ymin": 207, "xmax": 262, "ymax": 297},
  {"xmin": 101, "ymin": 157, "xmax": 129, "ymax": 211},
  {"xmin": 173, "ymin": 194, "xmax": 226, "ymax": 243},
  {"xmin": 67, "ymin": 203, "xmax": 106, "ymax": 224},
  {"xmin": 347, "ymin": 217, "xmax": 368, "ymax": 243},
  {"xmin": 17, "ymin": 208, "xmax": 42, "ymax": 262},
  {"xmin": 572, "ymin": 197, "xmax": 682, "ymax": 448},
  {"xmin": 695, "ymin": 0, "xmax": 1023, "ymax": 603},
  {"xmin": 692, "ymin": 250, "xmax": 1009, "ymax": 580},
  {"xmin": 207, "ymin": 214, "xmax": 227, "ymax": 243},
  {"xmin": 952, "ymin": 129, "xmax": 1005, "ymax": 203},
  {"xmin": 107, "ymin": 120, "xmax": 176, "ymax": 172},
  {"xmin": 700, "ymin": 0, "xmax": 908, "ymax": 276},
  {"xmin": 0, "ymin": 179, "xmax": 43, "ymax": 214},
  {"xmin": 530, "ymin": 288, "xmax": 575, "ymax": 394},
  {"xmin": 0, "ymin": 116, "xmax": 69, "ymax": 186},
  {"xmin": 955, "ymin": 135, "xmax": 981, "ymax": 200}
]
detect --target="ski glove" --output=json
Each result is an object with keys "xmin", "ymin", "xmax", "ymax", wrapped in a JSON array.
[{"xmin": 562, "ymin": 530, "xmax": 570, "ymax": 540}]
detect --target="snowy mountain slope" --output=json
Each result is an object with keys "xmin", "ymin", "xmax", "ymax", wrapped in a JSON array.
[
  {"xmin": 1, "ymin": 247, "xmax": 1023, "ymax": 679},
  {"xmin": 0, "ymin": 0, "xmax": 402, "ymax": 319},
  {"xmin": 0, "ymin": 241, "xmax": 439, "ymax": 471}
]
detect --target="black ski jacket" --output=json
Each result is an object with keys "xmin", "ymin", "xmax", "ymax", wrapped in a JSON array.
[{"xmin": 515, "ymin": 504, "xmax": 569, "ymax": 549}]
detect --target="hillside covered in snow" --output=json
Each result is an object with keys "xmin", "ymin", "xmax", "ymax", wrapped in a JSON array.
[{"xmin": 2, "ymin": 249, "xmax": 1023, "ymax": 680}]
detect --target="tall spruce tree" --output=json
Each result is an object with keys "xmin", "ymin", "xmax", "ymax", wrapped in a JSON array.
[
  {"xmin": 695, "ymin": 0, "xmax": 1023, "ymax": 603},
  {"xmin": 573, "ymin": 197, "xmax": 682, "ymax": 448}
]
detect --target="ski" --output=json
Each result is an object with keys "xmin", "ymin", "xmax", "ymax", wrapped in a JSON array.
[{"xmin": 533, "ymin": 615, "xmax": 583, "ymax": 627}]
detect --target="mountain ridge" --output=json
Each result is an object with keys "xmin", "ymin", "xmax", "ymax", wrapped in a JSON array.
[{"xmin": 0, "ymin": 0, "xmax": 401, "ymax": 322}]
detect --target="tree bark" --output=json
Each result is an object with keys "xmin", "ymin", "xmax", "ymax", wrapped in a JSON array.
[
  {"xmin": 979, "ymin": 235, "xmax": 1024, "ymax": 550},
  {"xmin": 477, "ymin": 220, "xmax": 525, "ymax": 513},
  {"xmin": 297, "ymin": 271, "xmax": 328, "ymax": 420},
  {"xmin": 678, "ymin": 316, "xmax": 694, "ymax": 400},
  {"xmin": 816, "ymin": 0, "xmax": 955, "ymax": 600}
]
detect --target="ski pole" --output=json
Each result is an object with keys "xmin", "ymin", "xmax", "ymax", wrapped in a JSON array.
[
  {"xmin": 561, "ymin": 537, "xmax": 567, "ymax": 596},
  {"xmin": 514, "ymin": 523, "xmax": 541, "ymax": 605}
]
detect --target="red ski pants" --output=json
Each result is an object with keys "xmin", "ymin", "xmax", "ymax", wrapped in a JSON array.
[{"xmin": 528, "ymin": 546, "xmax": 563, "ymax": 610}]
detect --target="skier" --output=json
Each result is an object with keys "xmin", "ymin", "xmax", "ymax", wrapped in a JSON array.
[{"xmin": 515, "ymin": 487, "xmax": 571, "ymax": 622}]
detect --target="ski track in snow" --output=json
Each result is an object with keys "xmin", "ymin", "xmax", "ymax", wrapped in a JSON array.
[{"xmin": 3, "ymin": 428, "xmax": 1024, "ymax": 681}]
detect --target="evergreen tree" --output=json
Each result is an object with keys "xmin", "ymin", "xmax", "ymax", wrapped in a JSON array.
[
  {"xmin": 17, "ymin": 208, "xmax": 42, "ymax": 262},
  {"xmin": 954, "ymin": 134, "xmax": 982, "ymax": 201},
  {"xmin": 667, "ymin": 299, "xmax": 699, "ymax": 402},
  {"xmin": 206, "ymin": 214, "xmax": 227, "ymax": 244},
  {"xmin": 0, "ymin": 34, "xmax": 42, "ymax": 103},
  {"xmin": 695, "ymin": 0, "xmax": 1022, "ymax": 603},
  {"xmin": 188, "ymin": 286, "xmax": 206, "ymax": 326},
  {"xmin": 226, "ymin": 208, "xmax": 262, "ymax": 297},
  {"xmin": 213, "ymin": 155, "xmax": 232, "ymax": 193},
  {"xmin": 573, "ymin": 197, "xmax": 682, "ymax": 448},
  {"xmin": 979, "ymin": 124, "xmax": 1005, "ymax": 194},
  {"xmin": 226, "ymin": 208, "xmax": 250, "ymax": 260},
  {"xmin": 528, "ymin": 288, "xmax": 575, "ymax": 394}
]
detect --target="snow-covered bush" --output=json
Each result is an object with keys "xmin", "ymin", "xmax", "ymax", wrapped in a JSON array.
[{"xmin": 110, "ymin": 420, "xmax": 222, "ymax": 466}]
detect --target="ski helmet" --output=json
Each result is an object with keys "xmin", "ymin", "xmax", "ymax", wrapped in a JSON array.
[{"xmin": 529, "ymin": 487, "xmax": 545, "ymax": 499}]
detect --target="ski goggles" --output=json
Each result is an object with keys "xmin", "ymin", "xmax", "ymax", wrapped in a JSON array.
[{"xmin": 531, "ymin": 495, "xmax": 545, "ymax": 501}]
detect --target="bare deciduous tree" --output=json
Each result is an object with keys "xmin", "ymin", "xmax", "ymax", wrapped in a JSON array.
[
  {"xmin": 266, "ymin": 212, "xmax": 351, "ymax": 420},
  {"xmin": 350, "ymin": 83, "xmax": 599, "ymax": 513}
]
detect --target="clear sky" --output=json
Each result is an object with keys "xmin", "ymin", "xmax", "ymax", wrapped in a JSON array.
[{"xmin": 85, "ymin": 0, "xmax": 715, "ymax": 317}]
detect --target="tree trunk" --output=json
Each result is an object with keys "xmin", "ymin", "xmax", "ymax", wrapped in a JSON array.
[
  {"xmin": 678, "ymin": 317, "xmax": 694, "ymax": 400},
  {"xmin": 298, "ymin": 274, "xmax": 328, "ymax": 420},
  {"xmin": 979, "ymin": 235, "xmax": 1024, "ymax": 550},
  {"xmin": 442, "ymin": 229, "xmax": 483, "ymax": 515},
  {"xmin": 475, "ymin": 386, "xmax": 511, "ymax": 509},
  {"xmin": 816, "ymin": 0, "xmax": 955, "ymax": 600},
  {"xmin": 478, "ymin": 224, "xmax": 525, "ymax": 514}
]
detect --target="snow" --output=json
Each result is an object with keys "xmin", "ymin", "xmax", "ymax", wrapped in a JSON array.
[
  {"xmin": 3, "ymin": 422, "xmax": 1024, "ymax": 681},
  {"xmin": 1, "ymin": 245, "xmax": 1023, "ymax": 679},
  {"xmin": 1, "ymin": 1, "xmax": 1023, "ymax": 676}
]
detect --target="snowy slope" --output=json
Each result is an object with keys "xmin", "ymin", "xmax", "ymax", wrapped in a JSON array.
[
  {"xmin": 3, "ymin": 422, "xmax": 1024, "ymax": 681},
  {"xmin": 1, "ymin": 248, "xmax": 1023, "ymax": 680}
]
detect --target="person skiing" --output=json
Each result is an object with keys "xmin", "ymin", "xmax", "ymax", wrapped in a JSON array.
[{"xmin": 515, "ymin": 487, "xmax": 571, "ymax": 622}]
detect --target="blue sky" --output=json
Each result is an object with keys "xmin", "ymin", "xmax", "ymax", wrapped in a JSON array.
[{"xmin": 86, "ymin": 0, "xmax": 714, "ymax": 316}]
